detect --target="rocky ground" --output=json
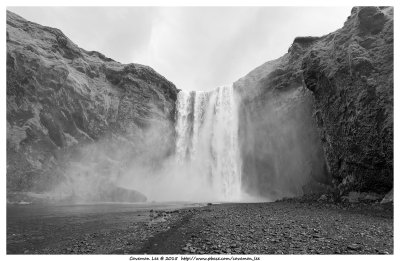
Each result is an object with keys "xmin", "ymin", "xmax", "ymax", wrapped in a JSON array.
[
  {"xmin": 7, "ymin": 201, "xmax": 393, "ymax": 255},
  {"xmin": 7, "ymin": 203, "xmax": 199, "ymax": 254},
  {"xmin": 140, "ymin": 202, "xmax": 393, "ymax": 255}
]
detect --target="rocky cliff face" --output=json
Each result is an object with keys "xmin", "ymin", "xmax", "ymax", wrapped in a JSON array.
[
  {"xmin": 302, "ymin": 7, "xmax": 393, "ymax": 194},
  {"xmin": 234, "ymin": 48, "xmax": 330, "ymax": 200},
  {"xmin": 235, "ymin": 6, "xmax": 393, "ymax": 197},
  {"xmin": 6, "ymin": 7, "xmax": 393, "ymax": 202},
  {"xmin": 6, "ymin": 11, "xmax": 178, "ymax": 202}
]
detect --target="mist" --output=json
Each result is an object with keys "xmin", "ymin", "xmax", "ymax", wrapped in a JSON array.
[
  {"xmin": 47, "ymin": 115, "xmax": 178, "ymax": 203},
  {"xmin": 238, "ymin": 85, "xmax": 330, "ymax": 200},
  {"xmin": 47, "ymin": 84, "xmax": 249, "ymax": 203},
  {"xmin": 35, "ymin": 80, "xmax": 330, "ymax": 204}
]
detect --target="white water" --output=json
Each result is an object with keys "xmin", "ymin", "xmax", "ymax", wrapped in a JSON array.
[
  {"xmin": 174, "ymin": 85, "xmax": 243, "ymax": 201},
  {"xmin": 43, "ymin": 83, "xmax": 326, "ymax": 204},
  {"xmin": 49, "ymin": 85, "xmax": 251, "ymax": 203}
]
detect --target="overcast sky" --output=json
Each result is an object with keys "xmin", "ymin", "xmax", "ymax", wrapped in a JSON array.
[{"xmin": 8, "ymin": 7, "xmax": 351, "ymax": 91}]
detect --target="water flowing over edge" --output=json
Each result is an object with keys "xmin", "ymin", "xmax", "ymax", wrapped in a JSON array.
[
  {"xmin": 174, "ymin": 84, "xmax": 243, "ymax": 201},
  {"xmin": 44, "ymin": 84, "xmax": 268, "ymax": 204}
]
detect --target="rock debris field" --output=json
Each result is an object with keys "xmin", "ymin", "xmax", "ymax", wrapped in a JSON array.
[{"xmin": 7, "ymin": 201, "xmax": 393, "ymax": 255}]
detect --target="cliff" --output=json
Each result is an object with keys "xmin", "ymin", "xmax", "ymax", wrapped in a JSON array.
[
  {"xmin": 235, "ymin": 6, "xmax": 393, "ymax": 198},
  {"xmin": 6, "ymin": 11, "xmax": 178, "ymax": 202},
  {"xmin": 6, "ymin": 7, "xmax": 393, "ymax": 202},
  {"xmin": 302, "ymin": 7, "xmax": 393, "ymax": 194},
  {"xmin": 234, "ymin": 50, "xmax": 330, "ymax": 200}
]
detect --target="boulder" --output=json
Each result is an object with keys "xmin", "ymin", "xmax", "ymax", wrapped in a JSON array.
[
  {"xmin": 357, "ymin": 6, "xmax": 386, "ymax": 34},
  {"xmin": 348, "ymin": 191, "xmax": 361, "ymax": 203},
  {"xmin": 102, "ymin": 184, "xmax": 147, "ymax": 203},
  {"xmin": 360, "ymin": 192, "xmax": 381, "ymax": 202},
  {"xmin": 380, "ymin": 189, "xmax": 393, "ymax": 204},
  {"xmin": 318, "ymin": 194, "xmax": 328, "ymax": 202}
]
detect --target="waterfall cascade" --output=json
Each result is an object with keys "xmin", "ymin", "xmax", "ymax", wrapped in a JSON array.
[{"xmin": 175, "ymin": 85, "xmax": 242, "ymax": 201}]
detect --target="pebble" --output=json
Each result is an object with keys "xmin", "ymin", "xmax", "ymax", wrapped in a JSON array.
[
  {"xmin": 9, "ymin": 201, "xmax": 392, "ymax": 255},
  {"xmin": 347, "ymin": 244, "xmax": 362, "ymax": 251}
]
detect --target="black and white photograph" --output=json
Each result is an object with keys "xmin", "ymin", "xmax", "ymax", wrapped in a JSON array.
[{"xmin": 4, "ymin": 0, "xmax": 395, "ymax": 257}]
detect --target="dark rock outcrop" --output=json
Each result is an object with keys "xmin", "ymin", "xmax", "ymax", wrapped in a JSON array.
[
  {"xmin": 6, "ymin": 6, "xmax": 393, "ymax": 202},
  {"xmin": 6, "ymin": 11, "xmax": 178, "ymax": 202},
  {"xmin": 381, "ymin": 189, "xmax": 393, "ymax": 204},
  {"xmin": 235, "ymin": 6, "xmax": 393, "ymax": 198},
  {"xmin": 80, "ymin": 183, "xmax": 147, "ymax": 203},
  {"xmin": 301, "ymin": 6, "xmax": 393, "ymax": 194},
  {"xmin": 234, "ymin": 50, "xmax": 329, "ymax": 200}
]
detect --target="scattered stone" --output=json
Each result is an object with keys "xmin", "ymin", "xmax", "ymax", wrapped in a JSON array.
[
  {"xmin": 381, "ymin": 189, "xmax": 393, "ymax": 204},
  {"xmin": 348, "ymin": 192, "xmax": 361, "ymax": 203},
  {"xmin": 362, "ymin": 193, "xmax": 381, "ymax": 202},
  {"xmin": 318, "ymin": 194, "xmax": 328, "ymax": 202},
  {"xmin": 347, "ymin": 244, "xmax": 362, "ymax": 251}
]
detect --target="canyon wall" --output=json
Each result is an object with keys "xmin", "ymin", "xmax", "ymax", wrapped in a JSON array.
[
  {"xmin": 236, "ymin": 6, "xmax": 393, "ymax": 198},
  {"xmin": 7, "ymin": 11, "xmax": 178, "ymax": 201},
  {"xmin": 302, "ymin": 7, "xmax": 393, "ymax": 194},
  {"xmin": 6, "ymin": 6, "xmax": 393, "ymax": 202},
  {"xmin": 234, "ymin": 46, "xmax": 330, "ymax": 200}
]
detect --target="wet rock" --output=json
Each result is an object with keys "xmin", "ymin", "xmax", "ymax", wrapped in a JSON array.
[
  {"xmin": 318, "ymin": 194, "xmax": 328, "ymax": 202},
  {"xmin": 233, "ymin": 8, "xmax": 391, "ymax": 201},
  {"xmin": 358, "ymin": 7, "xmax": 386, "ymax": 34},
  {"xmin": 381, "ymin": 189, "xmax": 393, "ymax": 204},
  {"xmin": 99, "ymin": 184, "xmax": 147, "ymax": 203},
  {"xmin": 302, "ymin": 6, "xmax": 393, "ymax": 194},
  {"xmin": 347, "ymin": 244, "xmax": 362, "ymax": 251},
  {"xmin": 361, "ymin": 192, "xmax": 381, "ymax": 202},
  {"xmin": 348, "ymin": 192, "xmax": 361, "ymax": 203},
  {"xmin": 235, "ymin": 38, "xmax": 330, "ymax": 201}
]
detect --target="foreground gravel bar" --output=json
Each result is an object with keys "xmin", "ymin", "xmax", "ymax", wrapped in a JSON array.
[{"xmin": 7, "ymin": 201, "xmax": 393, "ymax": 254}]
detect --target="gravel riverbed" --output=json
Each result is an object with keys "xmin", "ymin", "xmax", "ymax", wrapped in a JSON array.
[{"xmin": 7, "ymin": 201, "xmax": 393, "ymax": 255}]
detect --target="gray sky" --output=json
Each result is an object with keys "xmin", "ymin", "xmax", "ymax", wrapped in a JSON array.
[{"xmin": 8, "ymin": 7, "xmax": 352, "ymax": 91}]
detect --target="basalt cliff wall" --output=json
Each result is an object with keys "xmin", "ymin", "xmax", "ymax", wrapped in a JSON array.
[
  {"xmin": 302, "ymin": 7, "xmax": 393, "ymax": 194},
  {"xmin": 6, "ymin": 7, "xmax": 393, "ymax": 202},
  {"xmin": 235, "ymin": 6, "xmax": 393, "ymax": 199},
  {"xmin": 6, "ymin": 11, "xmax": 178, "ymax": 202}
]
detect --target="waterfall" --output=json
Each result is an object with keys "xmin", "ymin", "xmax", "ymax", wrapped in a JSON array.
[{"xmin": 175, "ymin": 85, "xmax": 242, "ymax": 201}]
